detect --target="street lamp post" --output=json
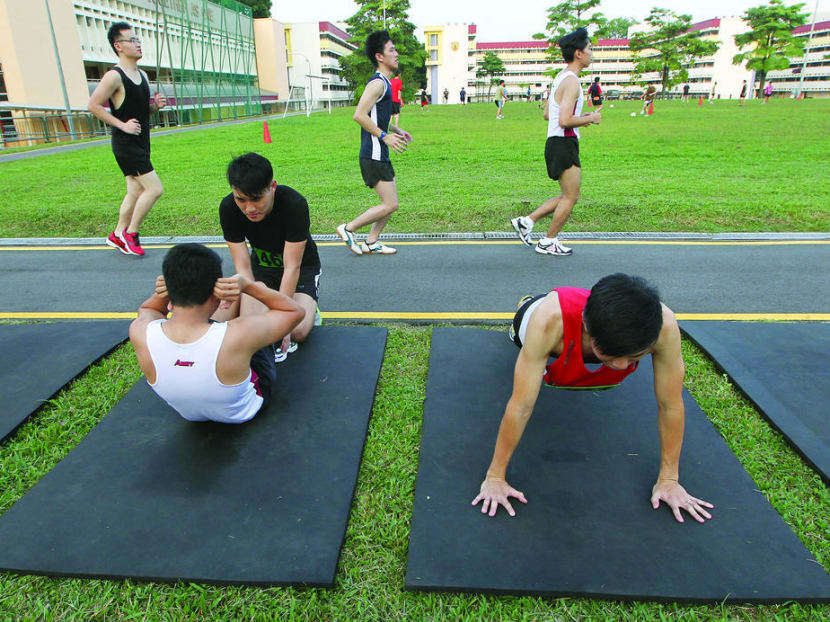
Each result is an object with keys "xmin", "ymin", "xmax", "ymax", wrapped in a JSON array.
[
  {"xmin": 796, "ymin": 0, "xmax": 820, "ymax": 99},
  {"xmin": 287, "ymin": 52, "xmax": 313, "ymax": 118},
  {"xmin": 44, "ymin": 0, "xmax": 77, "ymax": 140}
]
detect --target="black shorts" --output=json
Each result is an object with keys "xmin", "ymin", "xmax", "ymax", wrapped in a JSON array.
[
  {"xmin": 359, "ymin": 157, "xmax": 395, "ymax": 188},
  {"xmin": 250, "ymin": 345, "xmax": 277, "ymax": 409},
  {"xmin": 114, "ymin": 151, "xmax": 153, "ymax": 177},
  {"xmin": 544, "ymin": 136, "xmax": 580, "ymax": 180},
  {"xmin": 392, "ymin": 101, "xmax": 401, "ymax": 114},
  {"xmin": 252, "ymin": 264, "xmax": 321, "ymax": 301},
  {"xmin": 591, "ymin": 95, "xmax": 602, "ymax": 106}
]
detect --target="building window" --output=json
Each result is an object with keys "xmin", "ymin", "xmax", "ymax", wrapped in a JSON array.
[{"xmin": 430, "ymin": 34, "xmax": 438, "ymax": 46}]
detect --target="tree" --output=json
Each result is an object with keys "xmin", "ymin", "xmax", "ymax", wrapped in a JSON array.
[
  {"xmin": 596, "ymin": 17, "xmax": 637, "ymax": 39},
  {"xmin": 532, "ymin": 1, "xmax": 607, "ymax": 77},
  {"xmin": 339, "ymin": 0, "xmax": 427, "ymax": 105},
  {"xmin": 475, "ymin": 51, "xmax": 506, "ymax": 98},
  {"xmin": 236, "ymin": 0, "xmax": 272, "ymax": 19},
  {"xmin": 732, "ymin": 0, "xmax": 808, "ymax": 97},
  {"xmin": 629, "ymin": 8, "xmax": 720, "ymax": 96}
]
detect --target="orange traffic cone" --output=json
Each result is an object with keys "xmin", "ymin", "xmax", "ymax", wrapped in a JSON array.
[
  {"xmin": 698, "ymin": 95, "xmax": 703, "ymax": 106},
  {"xmin": 263, "ymin": 121, "xmax": 272, "ymax": 144},
  {"xmin": 648, "ymin": 101, "xmax": 654, "ymax": 115}
]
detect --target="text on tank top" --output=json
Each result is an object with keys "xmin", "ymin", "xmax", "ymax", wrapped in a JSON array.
[
  {"xmin": 109, "ymin": 66, "xmax": 151, "ymax": 150},
  {"xmin": 543, "ymin": 287, "xmax": 639, "ymax": 389},
  {"xmin": 547, "ymin": 70, "xmax": 584, "ymax": 139},
  {"xmin": 145, "ymin": 319, "xmax": 262, "ymax": 423}
]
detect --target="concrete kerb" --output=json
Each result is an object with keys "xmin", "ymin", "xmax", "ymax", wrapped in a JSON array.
[{"xmin": 1, "ymin": 232, "xmax": 829, "ymax": 246}]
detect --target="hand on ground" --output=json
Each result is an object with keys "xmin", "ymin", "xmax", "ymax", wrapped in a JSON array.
[
  {"xmin": 651, "ymin": 479, "xmax": 713, "ymax": 523},
  {"xmin": 472, "ymin": 477, "xmax": 527, "ymax": 517}
]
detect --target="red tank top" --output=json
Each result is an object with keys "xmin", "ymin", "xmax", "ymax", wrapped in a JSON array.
[{"xmin": 543, "ymin": 287, "xmax": 639, "ymax": 389}]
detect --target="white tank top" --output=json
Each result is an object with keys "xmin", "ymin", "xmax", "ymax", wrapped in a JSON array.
[
  {"xmin": 547, "ymin": 70, "xmax": 584, "ymax": 139},
  {"xmin": 146, "ymin": 319, "xmax": 262, "ymax": 423}
]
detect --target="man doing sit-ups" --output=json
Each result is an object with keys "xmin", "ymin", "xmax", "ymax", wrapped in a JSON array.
[
  {"xmin": 129, "ymin": 243, "xmax": 303, "ymax": 423},
  {"xmin": 472, "ymin": 273, "xmax": 714, "ymax": 523}
]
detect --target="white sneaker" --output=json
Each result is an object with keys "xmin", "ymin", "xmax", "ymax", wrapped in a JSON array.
[
  {"xmin": 273, "ymin": 341, "xmax": 298, "ymax": 363},
  {"xmin": 535, "ymin": 238, "xmax": 572, "ymax": 256},
  {"xmin": 360, "ymin": 240, "xmax": 397, "ymax": 255},
  {"xmin": 510, "ymin": 216, "xmax": 534, "ymax": 246},
  {"xmin": 336, "ymin": 224, "xmax": 362, "ymax": 255}
]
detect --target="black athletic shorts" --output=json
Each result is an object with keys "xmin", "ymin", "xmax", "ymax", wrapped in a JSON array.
[
  {"xmin": 392, "ymin": 101, "xmax": 401, "ymax": 114},
  {"xmin": 591, "ymin": 95, "xmax": 602, "ymax": 106},
  {"xmin": 250, "ymin": 345, "xmax": 277, "ymax": 409},
  {"xmin": 252, "ymin": 264, "xmax": 322, "ymax": 302},
  {"xmin": 113, "ymin": 144, "xmax": 154, "ymax": 177},
  {"xmin": 359, "ymin": 157, "xmax": 395, "ymax": 188},
  {"xmin": 545, "ymin": 136, "xmax": 580, "ymax": 180}
]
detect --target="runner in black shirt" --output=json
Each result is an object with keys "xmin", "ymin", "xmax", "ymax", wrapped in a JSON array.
[
  {"xmin": 88, "ymin": 22, "xmax": 166, "ymax": 257},
  {"xmin": 220, "ymin": 153, "xmax": 321, "ymax": 362}
]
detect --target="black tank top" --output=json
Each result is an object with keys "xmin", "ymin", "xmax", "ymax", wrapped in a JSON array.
[{"xmin": 109, "ymin": 66, "xmax": 151, "ymax": 152}]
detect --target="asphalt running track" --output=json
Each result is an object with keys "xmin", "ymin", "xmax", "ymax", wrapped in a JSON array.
[{"xmin": 1, "ymin": 237, "xmax": 829, "ymax": 321}]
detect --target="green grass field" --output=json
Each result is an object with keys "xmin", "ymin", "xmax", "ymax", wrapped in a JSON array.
[
  {"xmin": 0, "ymin": 99, "xmax": 828, "ymax": 238},
  {"xmin": 0, "ymin": 101, "xmax": 828, "ymax": 620}
]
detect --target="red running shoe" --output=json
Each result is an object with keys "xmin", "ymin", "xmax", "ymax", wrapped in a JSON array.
[
  {"xmin": 119, "ymin": 231, "xmax": 145, "ymax": 256},
  {"xmin": 106, "ymin": 231, "xmax": 129, "ymax": 254}
]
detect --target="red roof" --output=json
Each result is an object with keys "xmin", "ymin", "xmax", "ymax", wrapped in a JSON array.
[
  {"xmin": 689, "ymin": 18, "xmax": 720, "ymax": 32},
  {"xmin": 319, "ymin": 21, "xmax": 351, "ymax": 42},
  {"xmin": 792, "ymin": 20, "xmax": 830, "ymax": 34},
  {"xmin": 468, "ymin": 24, "xmax": 477, "ymax": 35},
  {"xmin": 477, "ymin": 40, "xmax": 548, "ymax": 50},
  {"xmin": 596, "ymin": 38, "xmax": 629, "ymax": 46}
]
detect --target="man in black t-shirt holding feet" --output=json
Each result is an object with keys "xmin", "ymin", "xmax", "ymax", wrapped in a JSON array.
[{"xmin": 220, "ymin": 153, "xmax": 321, "ymax": 362}]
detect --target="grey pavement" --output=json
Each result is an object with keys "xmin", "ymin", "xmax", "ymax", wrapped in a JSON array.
[{"xmin": 1, "ymin": 237, "xmax": 829, "ymax": 317}]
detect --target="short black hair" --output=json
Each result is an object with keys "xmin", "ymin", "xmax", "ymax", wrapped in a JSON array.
[
  {"xmin": 108, "ymin": 22, "xmax": 132, "ymax": 54},
  {"xmin": 365, "ymin": 30, "xmax": 392, "ymax": 67},
  {"xmin": 594, "ymin": 76, "xmax": 600, "ymax": 83},
  {"xmin": 162, "ymin": 244, "xmax": 223, "ymax": 307},
  {"xmin": 583, "ymin": 273, "xmax": 663, "ymax": 357},
  {"xmin": 558, "ymin": 27, "xmax": 590, "ymax": 63},
  {"xmin": 226, "ymin": 152, "xmax": 273, "ymax": 198}
]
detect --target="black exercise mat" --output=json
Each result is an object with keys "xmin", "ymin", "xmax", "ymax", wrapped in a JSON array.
[
  {"xmin": 0, "ymin": 321, "xmax": 129, "ymax": 443},
  {"xmin": 681, "ymin": 321, "xmax": 830, "ymax": 484},
  {"xmin": 0, "ymin": 326, "xmax": 386, "ymax": 586},
  {"xmin": 405, "ymin": 328, "xmax": 830, "ymax": 603}
]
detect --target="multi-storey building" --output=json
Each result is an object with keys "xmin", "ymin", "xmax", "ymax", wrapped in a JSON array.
[
  {"xmin": 283, "ymin": 21, "xmax": 356, "ymax": 107},
  {"xmin": 0, "ymin": 0, "xmax": 270, "ymax": 146},
  {"xmin": 423, "ymin": 16, "xmax": 830, "ymax": 104}
]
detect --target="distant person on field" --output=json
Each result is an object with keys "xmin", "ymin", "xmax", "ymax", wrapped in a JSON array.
[
  {"xmin": 130, "ymin": 243, "xmax": 303, "ymax": 423},
  {"xmin": 763, "ymin": 82, "xmax": 773, "ymax": 104},
  {"xmin": 336, "ymin": 30, "xmax": 413, "ymax": 257},
  {"xmin": 88, "ymin": 21, "xmax": 166, "ymax": 257},
  {"xmin": 526, "ymin": 86, "xmax": 532, "ymax": 101},
  {"xmin": 588, "ymin": 76, "xmax": 602, "ymax": 111},
  {"xmin": 709, "ymin": 81, "xmax": 717, "ymax": 104},
  {"xmin": 460, "ymin": 87, "xmax": 467, "ymax": 105},
  {"xmin": 420, "ymin": 87, "xmax": 429, "ymax": 110},
  {"xmin": 682, "ymin": 83, "xmax": 690, "ymax": 102},
  {"xmin": 471, "ymin": 273, "xmax": 714, "ymax": 524},
  {"xmin": 739, "ymin": 80, "xmax": 747, "ymax": 106},
  {"xmin": 390, "ymin": 69, "xmax": 403, "ymax": 126},
  {"xmin": 495, "ymin": 80, "xmax": 507, "ymax": 119},
  {"xmin": 641, "ymin": 84, "xmax": 656, "ymax": 114},
  {"xmin": 539, "ymin": 85, "xmax": 550, "ymax": 110},
  {"xmin": 509, "ymin": 28, "xmax": 600, "ymax": 257},
  {"xmin": 443, "ymin": 87, "xmax": 449, "ymax": 104},
  {"xmin": 220, "ymin": 153, "xmax": 322, "ymax": 363}
]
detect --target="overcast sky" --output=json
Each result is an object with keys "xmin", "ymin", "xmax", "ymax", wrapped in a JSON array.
[{"xmin": 273, "ymin": 0, "xmax": 821, "ymax": 41}]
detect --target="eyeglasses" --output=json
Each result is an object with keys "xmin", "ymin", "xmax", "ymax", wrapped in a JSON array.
[{"xmin": 116, "ymin": 37, "xmax": 141, "ymax": 44}]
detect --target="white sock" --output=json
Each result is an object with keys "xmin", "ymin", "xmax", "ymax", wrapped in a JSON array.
[
  {"xmin": 539, "ymin": 236, "xmax": 556, "ymax": 245},
  {"xmin": 522, "ymin": 216, "xmax": 534, "ymax": 228}
]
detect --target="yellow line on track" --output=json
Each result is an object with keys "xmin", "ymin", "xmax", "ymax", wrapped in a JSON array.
[
  {"xmin": 1, "ymin": 240, "xmax": 828, "ymax": 252},
  {"xmin": 2, "ymin": 312, "xmax": 828, "ymax": 321}
]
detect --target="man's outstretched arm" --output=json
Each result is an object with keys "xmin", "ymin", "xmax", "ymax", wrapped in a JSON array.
[{"xmin": 650, "ymin": 308, "xmax": 714, "ymax": 523}]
